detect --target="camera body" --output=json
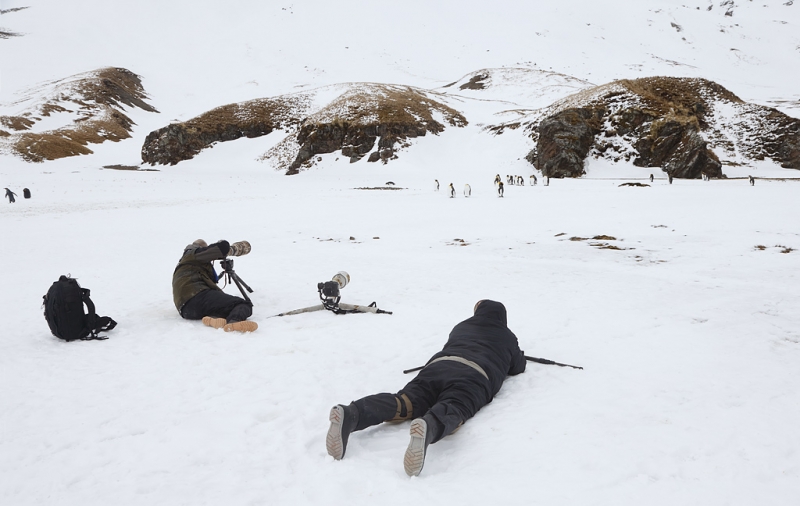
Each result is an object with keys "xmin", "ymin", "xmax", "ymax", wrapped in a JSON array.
[{"xmin": 318, "ymin": 271, "xmax": 350, "ymax": 305}]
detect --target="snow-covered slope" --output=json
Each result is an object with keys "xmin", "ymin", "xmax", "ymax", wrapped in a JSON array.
[{"xmin": 2, "ymin": 1, "xmax": 800, "ymax": 505}]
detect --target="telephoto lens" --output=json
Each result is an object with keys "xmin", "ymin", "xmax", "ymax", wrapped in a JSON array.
[
  {"xmin": 332, "ymin": 271, "xmax": 350, "ymax": 289},
  {"xmin": 229, "ymin": 241, "xmax": 251, "ymax": 257}
]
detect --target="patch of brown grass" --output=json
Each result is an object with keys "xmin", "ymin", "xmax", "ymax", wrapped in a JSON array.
[
  {"xmin": 754, "ymin": 244, "xmax": 794, "ymax": 253},
  {"xmin": 592, "ymin": 235, "xmax": 617, "ymax": 241},
  {"xmin": 103, "ymin": 164, "xmax": 143, "ymax": 171},
  {"xmin": 590, "ymin": 243, "xmax": 629, "ymax": 250},
  {"xmin": 619, "ymin": 76, "xmax": 742, "ymax": 124},
  {"xmin": 182, "ymin": 94, "xmax": 311, "ymax": 135},
  {"xmin": 14, "ymin": 110, "xmax": 133, "ymax": 162},
  {"xmin": 309, "ymin": 85, "xmax": 467, "ymax": 130},
  {"xmin": 13, "ymin": 133, "xmax": 93, "ymax": 160},
  {"xmin": 0, "ymin": 115, "xmax": 35, "ymax": 131}
]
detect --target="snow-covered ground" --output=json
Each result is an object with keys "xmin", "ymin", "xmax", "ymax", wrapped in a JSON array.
[{"xmin": 2, "ymin": 1, "xmax": 800, "ymax": 505}]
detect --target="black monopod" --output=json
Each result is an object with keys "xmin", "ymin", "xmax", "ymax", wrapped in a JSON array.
[
  {"xmin": 402, "ymin": 355, "xmax": 583, "ymax": 374},
  {"xmin": 524, "ymin": 355, "xmax": 583, "ymax": 370}
]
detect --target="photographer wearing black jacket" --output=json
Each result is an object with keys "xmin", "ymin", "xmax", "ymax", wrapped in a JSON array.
[
  {"xmin": 326, "ymin": 299, "xmax": 526, "ymax": 476},
  {"xmin": 172, "ymin": 239, "xmax": 257, "ymax": 333}
]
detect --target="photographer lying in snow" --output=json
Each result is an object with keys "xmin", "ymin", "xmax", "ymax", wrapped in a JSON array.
[
  {"xmin": 326, "ymin": 299, "xmax": 526, "ymax": 476},
  {"xmin": 172, "ymin": 239, "xmax": 257, "ymax": 332}
]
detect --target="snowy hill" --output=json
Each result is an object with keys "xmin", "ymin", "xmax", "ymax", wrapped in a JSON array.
[{"xmin": 2, "ymin": 1, "xmax": 800, "ymax": 505}]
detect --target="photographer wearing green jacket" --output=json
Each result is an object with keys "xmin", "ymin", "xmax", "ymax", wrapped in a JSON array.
[{"xmin": 172, "ymin": 239, "xmax": 257, "ymax": 333}]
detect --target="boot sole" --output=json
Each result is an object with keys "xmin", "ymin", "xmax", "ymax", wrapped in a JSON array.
[
  {"xmin": 223, "ymin": 321, "xmax": 258, "ymax": 332},
  {"xmin": 326, "ymin": 405, "xmax": 346, "ymax": 460},
  {"xmin": 404, "ymin": 418, "xmax": 428, "ymax": 476},
  {"xmin": 202, "ymin": 317, "xmax": 226, "ymax": 329}
]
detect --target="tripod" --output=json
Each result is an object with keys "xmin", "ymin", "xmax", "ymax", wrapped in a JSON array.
[
  {"xmin": 219, "ymin": 259, "xmax": 253, "ymax": 304},
  {"xmin": 267, "ymin": 283, "xmax": 392, "ymax": 318}
]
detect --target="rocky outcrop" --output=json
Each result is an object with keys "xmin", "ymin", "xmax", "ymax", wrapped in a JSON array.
[
  {"xmin": 293, "ymin": 122, "xmax": 427, "ymax": 170},
  {"xmin": 0, "ymin": 67, "xmax": 157, "ymax": 162},
  {"xmin": 262, "ymin": 84, "xmax": 467, "ymax": 174},
  {"xmin": 524, "ymin": 77, "xmax": 799, "ymax": 178},
  {"xmin": 534, "ymin": 108, "xmax": 603, "ymax": 177},
  {"xmin": 142, "ymin": 84, "xmax": 467, "ymax": 172},
  {"xmin": 634, "ymin": 118, "xmax": 721, "ymax": 178},
  {"xmin": 140, "ymin": 97, "xmax": 296, "ymax": 167},
  {"xmin": 141, "ymin": 97, "xmax": 310, "ymax": 165}
]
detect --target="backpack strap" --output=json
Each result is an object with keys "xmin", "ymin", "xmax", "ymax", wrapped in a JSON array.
[{"xmin": 80, "ymin": 288, "xmax": 115, "ymax": 340}]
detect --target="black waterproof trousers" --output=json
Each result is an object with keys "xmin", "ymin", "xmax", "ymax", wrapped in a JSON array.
[
  {"xmin": 352, "ymin": 361, "xmax": 492, "ymax": 444},
  {"xmin": 180, "ymin": 289, "xmax": 252, "ymax": 323}
]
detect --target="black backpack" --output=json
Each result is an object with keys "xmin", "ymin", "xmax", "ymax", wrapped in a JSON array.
[{"xmin": 43, "ymin": 276, "xmax": 117, "ymax": 341}]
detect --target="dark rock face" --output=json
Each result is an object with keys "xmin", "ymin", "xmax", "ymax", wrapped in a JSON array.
[
  {"xmin": 459, "ymin": 73, "xmax": 489, "ymax": 90},
  {"xmin": 634, "ymin": 120, "xmax": 722, "ymax": 178},
  {"xmin": 141, "ymin": 95, "xmax": 312, "ymax": 165},
  {"xmin": 142, "ymin": 116, "xmax": 277, "ymax": 166},
  {"xmin": 759, "ymin": 110, "xmax": 800, "ymax": 169},
  {"xmin": 535, "ymin": 108, "xmax": 603, "ymax": 177},
  {"xmin": 142, "ymin": 84, "xmax": 466, "ymax": 171},
  {"xmin": 529, "ymin": 77, "xmax": 798, "ymax": 178},
  {"xmin": 289, "ymin": 122, "xmax": 429, "ymax": 173}
]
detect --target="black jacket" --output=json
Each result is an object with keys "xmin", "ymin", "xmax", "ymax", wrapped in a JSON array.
[{"xmin": 428, "ymin": 300, "xmax": 526, "ymax": 396}]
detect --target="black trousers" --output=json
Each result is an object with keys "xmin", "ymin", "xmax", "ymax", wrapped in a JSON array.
[
  {"xmin": 180, "ymin": 289, "xmax": 252, "ymax": 323},
  {"xmin": 352, "ymin": 361, "xmax": 492, "ymax": 444}
]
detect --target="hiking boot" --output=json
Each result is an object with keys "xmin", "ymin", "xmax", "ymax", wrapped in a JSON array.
[
  {"xmin": 223, "ymin": 320, "xmax": 258, "ymax": 333},
  {"xmin": 404, "ymin": 415, "xmax": 436, "ymax": 476},
  {"xmin": 326, "ymin": 404, "xmax": 359, "ymax": 460},
  {"xmin": 202, "ymin": 316, "xmax": 227, "ymax": 329}
]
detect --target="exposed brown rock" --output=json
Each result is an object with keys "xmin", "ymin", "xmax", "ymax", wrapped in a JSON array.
[
  {"xmin": 535, "ymin": 107, "xmax": 604, "ymax": 177},
  {"xmin": 459, "ymin": 73, "xmax": 490, "ymax": 90},
  {"xmin": 527, "ymin": 77, "xmax": 799, "ymax": 178},
  {"xmin": 634, "ymin": 118, "xmax": 721, "ymax": 178},
  {"xmin": 143, "ymin": 84, "xmax": 466, "ymax": 172},
  {"xmin": 281, "ymin": 85, "xmax": 465, "ymax": 174},
  {"xmin": 141, "ymin": 97, "xmax": 307, "ymax": 165}
]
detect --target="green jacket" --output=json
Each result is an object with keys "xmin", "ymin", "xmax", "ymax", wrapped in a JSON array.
[{"xmin": 172, "ymin": 241, "xmax": 230, "ymax": 311}]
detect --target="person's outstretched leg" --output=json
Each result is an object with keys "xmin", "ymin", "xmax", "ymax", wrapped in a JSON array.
[
  {"xmin": 401, "ymin": 364, "xmax": 491, "ymax": 476},
  {"xmin": 327, "ymin": 393, "xmax": 413, "ymax": 460},
  {"xmin": 222, "ymin": 301, "xmax": 255, "ymax": 332},
  {"xmin": 403, "ymin": 413, "xmax": 443, "ymax": 476},
  {"xmin": 182, "ymin": 290, "xmax": 257, "ymax": 332}
]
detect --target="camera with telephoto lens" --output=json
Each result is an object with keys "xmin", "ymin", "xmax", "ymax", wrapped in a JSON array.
[
  {"xmin": 318, "ymin": 271, "xmax": 350, "ymax": 305},
  {"xmin": 217, "ymin": 241, "xmax": 254, "ymax": 303}
]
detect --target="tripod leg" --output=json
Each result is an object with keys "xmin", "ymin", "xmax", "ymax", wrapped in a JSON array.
[{"xmin": 276, "ymin": 304, "xmax": 326, "ymax": 317}]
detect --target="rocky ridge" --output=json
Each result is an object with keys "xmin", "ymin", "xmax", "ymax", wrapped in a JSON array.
[
  {"xmin": 143, "ymin": 83, "xmax": 467, "ymax": 174},
  {"xmin": 0, "ymin": 67, "xmax": 157, "ymax": 162},
  {"xmin": 3, "ymin": 67, "xmax": 799, "ymax": 179},
  {"xmin": 492, "ymin": 77, "xmax": 800, "ymax": 178}
]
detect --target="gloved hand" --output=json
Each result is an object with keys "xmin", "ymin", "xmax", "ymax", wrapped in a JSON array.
[{"xmin": 228, "ymin": 240, "xmax": 251, "ymax": 257}]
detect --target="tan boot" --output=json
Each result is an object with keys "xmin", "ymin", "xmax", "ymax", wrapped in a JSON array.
[
  {"xmin": 223, "ymin": 320, "xmax": 258, "ymax": 333},
  {"xmin": 202, "ymin": 316, "xmax": 227, "ymax": 329}
]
